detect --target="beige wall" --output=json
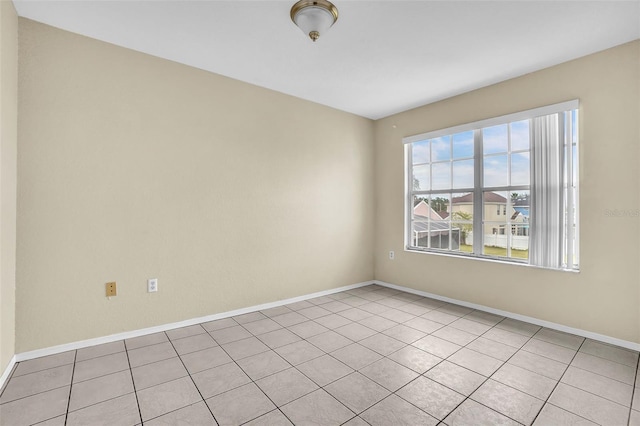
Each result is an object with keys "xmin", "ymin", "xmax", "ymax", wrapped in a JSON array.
[
  {"xmin": 0, "ymin": 0, "xmax": 18, "ymax": 372},
  {"xmin": 16, "ymin": 19, "xmax": 374, "ymax": 352},
  {"xmin": 375, "ymin": 40, "xmax": 640, "ymax": 343}
]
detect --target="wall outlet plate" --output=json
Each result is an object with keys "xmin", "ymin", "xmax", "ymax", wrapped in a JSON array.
[
  {"xmin": 148, "ymin": 278, "xmax": 158, "ymax": 293},
  {"xmin": 106, "ymin": 282, "xmax": 117, "ymax": 297}
]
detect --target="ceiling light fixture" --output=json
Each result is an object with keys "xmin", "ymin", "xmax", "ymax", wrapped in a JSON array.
[{"xmin": 290, "ymin": 0, "xmax": 339, "ymax": 42}]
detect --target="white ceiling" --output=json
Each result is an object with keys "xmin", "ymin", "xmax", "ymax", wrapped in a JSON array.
[{"xmin": 12, "ymin": 0, "xmax": 640, "ymax": 120}]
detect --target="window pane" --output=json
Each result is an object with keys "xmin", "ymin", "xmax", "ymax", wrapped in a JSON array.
[
  {"xmin": 412, "ymin": 140, "xmax": 429, "ymax": 164},
  {"xmin": 432, "ymin": 162, "xmax": 451, "ymax": 190},
  {"xmin": 511, "ymin": 152, "xmax": 530, "ymax": 186},
  {"xmin": 510, "ymin": 120, "xmax": 530, "ymax": 151},
  {"xmin": 431, "ymin": 136, "xmax": 451, "ymax": 161},
  {"xmin": 483, "ymin": 124, "xmax": 508, "ymax": 154},
  {"xmin": 430, "ymin": 195, "xmax": 450, "ymax": 219},
  {"xmin": 483, "ymin": 191, "xmax": 507, "ymax": 256},
  {"xmin": 452, "ymin": 159, "xmax": 474, "ymax": 189},
  {"xmin": 411, "ymin": 196, "xmax": 429, "ymax": 248},
  {"xmin": 412, "ymin": 164, "xmax": 429, "ymax": 191},
  {"xmin": 483, "ymin": 155, "xmax": 508, "ymax": 187},
  {"xmin": 451, "ymin": 192, "xmax": 474, "ymax": 253},
  {"xmin": 510, "ymin": 190, "xmax": 530, "ymax": 260},
  {"xmin": 428, "ymin": 194, "xmax": 451, "ymax": 250},
  {"xmin": 453, "ymin": 131, "xmax": 474, "ymax": 159}
]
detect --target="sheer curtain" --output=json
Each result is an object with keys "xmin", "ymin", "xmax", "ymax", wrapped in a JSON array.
[{"xmin": 530, "ymin": 113, "xmax": 562, "ymax": 268}]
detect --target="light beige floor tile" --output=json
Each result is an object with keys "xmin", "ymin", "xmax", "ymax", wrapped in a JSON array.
[
  {"xmin": 256, "ymin": 328, "xmax": 302, "ymax": 349},
  {"xmin": 66, "ymin": 393, "xmax": 139, "ymax": 426},
  {"xmin": 359, "ymin": 358, "xmax": 419, "ymax": 392},
  {"xmin": 201, "ymin": 317, "xmax": 238, "ymax": 332},
  {"xmin": 325, "ymin": 372, "xmax": 390, "ymax": 414},
  {"xmin": 358, "ymin": 333, "xmax": 406, "ymax": 356},
  {"xmin": 127, "ymin": 342, "xmax": 177, "ymax": 368},
  {"xmin": 171, "ymin": 333, "xmax": 217, "ymax": 355},
  {"xmin": 69, "ymin": 370, "xmax": 134, "ymax": 412},
  {"xmin": 483, "ymin": 327, "xmax": 530, "ymax": 348},
  {"xmin": 306, "ymin": 330, "xmax": 352, "ymax": 352},
  {"xmin": 492, "ymin": 363, "xmax": 556, "ymax": 400},
  {"xmin": 297, "ymin": 305, "xmax": 331, "ymax": 320},
  {"xmin": 308, "ymin": 295, "xmax": 335, "ymax": 305},
  {"xmin": 361, "ymin": 394, "xmax": 438, "ymax": 426},
  {"xmin": 320, "ymin": 300, "xmax": 351, "ymax": 313},
  {"xmin": 256, "ymin": 367, "xmax": 318, "ymax": 406},
  {"xmin": 432, "ymin": 326, "xmax": 477, "ymax": 346},
  {"xmin": 357, "ymin": 315, "xmax": 397, "ymax": 332},
  {"xmin": 404, "ymin": 317, "xmax": 443, "ymax": 334},
  {"xmin": 76, "ymin": 341, "xmax": 125, "ymax": 362},
  {"xmin": 296, "ymin": 354, "xmax": 353, "ymax": 387},
  {"xmin": 144, "ymin": 401, "xmax": 215, "ymax": 425},
  {"xmin": 165, "ymin": 324, "xmax": 206, "ymax": 341},
  {"xmin": 412, "ymin": 335, "xmax": 461, "ymax": 359},
  {"xmin": 464, "ymin": 311, "xmax": 504, "ymax": 326},
  {"xmin": 221, "ymin": 336, "xmax": 270, "ymax": 360},
  {"xmin": 358, "ymin": 302, "xmax": 391, "ymax": 314},
  {"xmin": 448, "ymin": 348, "xmax": 503, "ymax": 376},
  {"xmin": 0, "ymin": 364, "xmax": 73, "ymax": 403},
  {"xmin": 396, "ymin": 376, "xmax": 465, "ymax": 420},
  {"xmin": 242, "ymin": 318, "xmax": 283, "ymax": 336},
  {"xmin": 330, "ymin": 343, "xmax": 382, "ymax": 370},
  {"xmin": 634, "ymin": 391, "xmax": 640, "ymax": 410},
  {"xmin": 449, "ymin": 318, "xmax": 492, "ymax": 335},
  {"xmin": 424, "ymin": 360, "xmax": 486, "ymax": 396},
  {"xmin": 342, "ymin": 415, "xmax": 369, "ymax": 426},
  {"xmin": 561, "ymin": 366, "xmax": 633, "ymax": 406},
  {"xmin": 376, "ymin": 298, "xmax": 409, "ymax": 309},
  {"xmin": 236, "ymin": 350, "xmax": 291, "ymax": 381},
  {"xmin": 522, "ymin": 339, "xmax": 576, "ymax": 364},
  {"xmin": 630, "ymin": 410, "xmax": 640, "ymax": 426},
  {"xmin": 260, "ymin": 306, "xmax": 293, "ymax": 318},
  {"xmin": 73, "ymin": 351, "xmax": 130, "ymax": 383},
  {"xmin": 387, "ymin": 345, "xmax": 442, "ymax": 374},
  {"xmin": 179, "ymin": 346, "xmax": 232, "ymax": 374},
  {"xmin": 285, "ymin": 300, "xmax": 314, "ymax": 311},
  {"xmin": 206, "ymin": 382, "xmax": 275, "ymax": 426},
  {"xmin": 131, "ymin": 356, "xmax": 188, "ymax": 390},
  {"xmin": 137, "ymin": 376, "xmax": 202, "ymax": 421},
  {"xmin": 494, "ymin": 318, "xmax": 541, "ymax": 337},
  {"xmin": 509, "ymin": 350, "xmax": 568, "ymax": 380},
  {"xmin": 12, "ymin": 351, "xmax": 75, "ymax": 377},
  {"xmin": 233, "ymin": 311, "xmax": 267, "ymax": 324},
  {"xmin": 471, "ymin": 379, "xmax": 544, "ymax": 425},
  {"xmin": 421, "ymin": 309, "xmax": 460, "ymax": 325},
  {"xmin": 548, "ymin": 382, "xmax": 629, "ymax": 425},
  {"xmin": 0, "ymin": 386, "xmax": 69, "ymax": 426},
  {"xmin": 334, "ymin": 322, "xmax": 377, "ymax": 341},
  {"xmin": 244, "ymin": 409, "xmax": 293, "ymax": 425},
  {"xmin": 436, "ymin": 304, "xmax": 473, "ymax": 317},
  {"xmin": 443, "ymin": 398, "xmax": 519, "ymax": 426},
  {"xmin": 314, "ymin": 313, "xmax": 352, "ymax": 329},
  {"xmin": 208, "ymin": 325, "xmax": 252, "ymax": 345},
  {"xmin": 191, "ymin": 362, "xmax": 251, "ymax": 398},
  {"xmin": 281, "ymin": 389, "xmax": 354, "ymax": 425},
  {"xmin": 378, "ymin": 308, "xmax": 416, "ymax": 323},
  {"xmin": 275, "ymin": 340, "xmax": 324, "ymax": 365},
  {"xmin": 287, "ymin": 320, "xmax": 328, "ymax": 339},
  {"xmin": 125, "ymin": 332, "xmax": 168, "ymax": 350},
  {"xmin": 397, "ymin": 302, "xmax": 431, "ymax": 316},
  {"xmin": 579, "ymin": 339, "xmax": 639, "ymax": 367},
  {"xmin": 413, "ymin": 298, "xmax": 446, "ymax": 310},
  {"xmin": 466, "ymin": 337, "xmax": 518, "ymax": 361},
  {"xmin": 382, "ymin": 324, "xmax": 426, "ymax": 344},
  {"xmin": 33, "ymin": 415, "xmax": 66, "ymax": 425},
  {"xmin": 533, "ymin": 403, "xmax": 598, "ymax": 426},
  {"xmin": 533, "ymin": 328, "xmax": 584, "ymax": 350},
  {"xmin": 571, "ymin": 352, "xmax": 635, "ymax": 385},
  {"xmin": 271, "ymin": 311, "xmax": 308, "ymax": 327}
]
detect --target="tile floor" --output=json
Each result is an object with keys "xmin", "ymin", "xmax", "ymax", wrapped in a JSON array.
[{"xmin": 1, "ymin": 284, "xmax": 639, "ymax": 425}]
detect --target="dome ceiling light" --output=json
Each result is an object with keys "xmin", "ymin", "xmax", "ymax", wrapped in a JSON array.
[{"xmin": 290, "ymin": 0, "xmax": 339, "ymax": 42}]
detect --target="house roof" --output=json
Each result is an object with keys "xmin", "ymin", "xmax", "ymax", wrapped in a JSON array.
[{"xmin": 452, "ymin": 192, "xmax": 507, "ymax": 204}]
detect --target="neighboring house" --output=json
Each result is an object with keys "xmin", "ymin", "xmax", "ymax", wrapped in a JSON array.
[
  {"xmin": 411, "ymin": 200, "xmax": 460, "ymax": 250},
  {"xmin": 450, "ymin": 192, "xmax": 529, "ymax": 237}
]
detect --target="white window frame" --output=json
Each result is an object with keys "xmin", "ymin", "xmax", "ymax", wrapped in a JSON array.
[{"xmin": 404, "ymin": 100, "xmax": 579, "ymax": 271}]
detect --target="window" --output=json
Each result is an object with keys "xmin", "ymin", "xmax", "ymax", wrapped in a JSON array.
[{"xmin": 405, "ymin": 100, "xmax": 579, "ymax": 271}]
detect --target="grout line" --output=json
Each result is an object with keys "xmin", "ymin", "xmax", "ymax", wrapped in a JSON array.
[
  {"xmin": 62, "ymin": 350, "xmax": 76, "ymax": 426},
  {"xmin": 628, "ymin": 356, "xmax": 639, "ymax": 426},
  {"xmin": 123, "ymin": 337, "xmax": 144, "ymax": 425}
]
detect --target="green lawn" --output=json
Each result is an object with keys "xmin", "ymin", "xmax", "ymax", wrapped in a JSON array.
[{"xmin": 460, "ymin": 244, "xmax": 528, "ymax": 259}]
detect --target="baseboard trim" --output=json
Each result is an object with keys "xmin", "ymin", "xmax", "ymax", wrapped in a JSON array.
[
  {"xmin": 0, "ymin": 355, "xmax": 17, "ymax": 394},
  {"xmin": 14, "ymin": 280, "xmax": 375, "ymax": 363},
  {"xmin": 374, "ymin": 280, "xmax": 640, "ymax": 352}
]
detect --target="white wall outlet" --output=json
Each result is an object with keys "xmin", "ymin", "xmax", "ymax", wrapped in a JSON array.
[
  {"xmin": 389, "ymin": 251, "xmax": 395, "ymax": 260},
  {"xmin": 148, "ymin": 278, "xmax": 158, "ymax": 293}
]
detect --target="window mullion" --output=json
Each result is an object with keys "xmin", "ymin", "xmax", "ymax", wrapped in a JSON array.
[{"xmin": 473, "ymin": 129, "xmax": 483, "ymax": 255}]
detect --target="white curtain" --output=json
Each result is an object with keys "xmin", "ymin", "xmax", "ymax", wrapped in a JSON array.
[{"xmin": 530, "ymin": 114, "xmax": 562, "ymax": 268}]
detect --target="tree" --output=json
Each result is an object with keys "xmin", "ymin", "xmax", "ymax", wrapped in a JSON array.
[
  {"xmin": 451, "ymin": 211, "xmax": 473, "ymax": 245},
  {"xmin": 430, "ymin": 197, "xmax": 449, "ymax": 212}
]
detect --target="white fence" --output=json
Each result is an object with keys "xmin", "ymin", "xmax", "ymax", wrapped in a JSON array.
[{"xmin": 466, "ymin": 233, "xmax": 529, "ymax": 250}]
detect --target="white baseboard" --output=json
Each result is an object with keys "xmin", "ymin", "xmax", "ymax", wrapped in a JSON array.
[
  {"xmin": 14, "ymin": 280, "xmax": 375, "ymax": 363},
  {"xmin": 0, "ymin": 355, "xmax": 17, "ymax": 394},
  {"xmin": 374, "ymin": 280, "xmax": 640, "ymax": 352}
]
